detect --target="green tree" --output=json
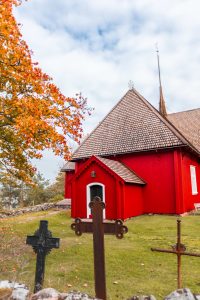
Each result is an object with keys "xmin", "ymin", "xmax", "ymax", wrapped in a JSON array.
[
  {"xmin": 0, "ymin": 172, "xmax": 50, "ymax": 208},
  {"xmin": 0, "ymin": 179, "xmax": 21, "ymax": 209},
  {"xmin": 46, "ymin": 172, "xmax": 65, "ymax": 202},
  {"xmin": 25, "ymin": 173, "xmax": 50, "ymax": 206}
]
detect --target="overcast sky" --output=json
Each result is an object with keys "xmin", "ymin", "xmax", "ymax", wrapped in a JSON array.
[{"xmin": 14, "ymin": 0, "xmax": 200, "ymax": 182}]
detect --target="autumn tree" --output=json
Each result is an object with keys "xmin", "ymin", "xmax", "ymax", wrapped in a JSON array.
[{"xmin": 0, "ymin": 0, "xmax": 91, "ymax": 184}]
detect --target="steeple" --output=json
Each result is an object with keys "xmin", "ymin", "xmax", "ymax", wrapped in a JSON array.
[{"xmin": 156, "ymin": 46, "xmax": 167, "ymax": 117}]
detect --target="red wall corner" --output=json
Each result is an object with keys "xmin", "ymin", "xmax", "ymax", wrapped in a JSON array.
[
  {"xmin": 64, "ymin": 171, "xmax": 74, "ymax": 199},
  {"xmin": 181, "ymin": 152, "xmax": 200, "ymax": 212},
  {"xmin": 173, "ymin": 150, "xmax": 184, "ymax": 214}
]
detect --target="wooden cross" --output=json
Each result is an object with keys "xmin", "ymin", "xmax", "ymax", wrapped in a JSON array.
[
  {"xmin": 26, "ymin": 220, "xmax": 60, "ymax": 293},
  {"xmin": 71, "ymin": 196, "xmax": 128, "ymax": 300},
  {"xmin": 151, "ymin": 219, "xmax": 200, "ymax": 289}
]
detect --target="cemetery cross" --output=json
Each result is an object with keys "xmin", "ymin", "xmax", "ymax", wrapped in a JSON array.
[
  {"xmin": 26, "ymin": 220, "xmax": 60, "ymax": 293},
  {"xmin": 71, "ymin": 196, "xmax": 128, "ymax": 300},
  {"xmin": 151, "ymin": 219, "xmax": 200, "ymax": 289}
]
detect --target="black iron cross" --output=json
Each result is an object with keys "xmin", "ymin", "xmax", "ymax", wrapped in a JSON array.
[
  {"xmin": 151, "ymin": 219, "xmax": 200, "ymax": 289},
  {"xmin": 26, "ymin": 220, "xmax": 60, "ymax": 293},
  {"xmin": 71, "ymin": 196, "xmax": 128, "ymax": 300}
]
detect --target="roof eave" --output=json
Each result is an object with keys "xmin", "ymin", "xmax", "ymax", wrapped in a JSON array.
[
  {"xmin": 125, "ymin": 181, "xmax": 146, "ymax": 185},
  {"xmin": 70, "ymin": 144, "xmax": 191, "ymax": 162}
]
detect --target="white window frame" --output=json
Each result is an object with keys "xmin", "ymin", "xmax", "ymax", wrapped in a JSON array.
[
  {"xmin": 86, "ymin": 183, "xmax": 105, "ymax": 219},
  {"xmin": 190, "ymin": 165, "xmax": 198, "ymax": 195}
]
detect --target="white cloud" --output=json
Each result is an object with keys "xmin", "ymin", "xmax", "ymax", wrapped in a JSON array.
[{"xmin": 13, "ymin": 0, "xmax": 200, "ymax": 181}]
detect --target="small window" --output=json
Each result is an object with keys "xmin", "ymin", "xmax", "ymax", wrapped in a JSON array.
[
  {"xmin": 190, "ymin": 165, "xmax": 198, "ymax": 195},
  {"xmin": 90, "ymin": 185, "xmax": 103, "ymax": 202}
]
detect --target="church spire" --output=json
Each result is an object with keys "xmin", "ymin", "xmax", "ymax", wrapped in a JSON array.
[{"xmin": 156, "ymin": 46, "xmax": 167, "ymax": 117}]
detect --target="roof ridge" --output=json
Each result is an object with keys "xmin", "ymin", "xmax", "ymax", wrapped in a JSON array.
[
  {"xmin": 118, "ymin": 158, "xmax": 147, "ymax": 184},
  {"xmin": 72, "ymin": 88, "xmax": 200, "ymax": 160},
  {"xmin": 72, "ymin": 90, "xmax": 131, "ymax": 160},
  {"xmin": 131, "ymin": 88, "xmax": 192, "ymax": 148},
  {"xmin": 168, "ymin": 110, "xmax": 200, "ymax": 154},
  {"xmin": 96, "ymin": 155, "xmax": 145, "ymax": 184},
  {"xmin": 134, "ymin": 89, "xmax": 200, "ymax": 155},
  {"xmin": 168, "ymin": 107, "xmax": 200, "ymax": 115},
  {"xmin": 98, "ymin": 155, "xmax": 145, "ymax": 181}
]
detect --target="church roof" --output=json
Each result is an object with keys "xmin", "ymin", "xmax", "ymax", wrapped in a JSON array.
[
  {"xmin": 72, "ymin": 89, "xmax": 195, "ymax": 160},
  {"xmin": 168, "ymin": 108, "xmax": 200, "ymax": 153},
  {"xmin": 97, "ymin": 156, "xmax": 145, "ymax": 184},
  {"xmin": 61, "ymin": 161, "xmax": 75, "ymax": 171}
]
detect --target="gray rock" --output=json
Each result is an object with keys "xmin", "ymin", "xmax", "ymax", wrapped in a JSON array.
[
  {"xmin": 31, "ymin": 289, "xmax": 100, "ymax": 300},
  {"xmin": 164, "ymin": 288, "xmax": 195, "ymax": 300},
  {"xmin": 64, "ymin": 291, "xmax": 100, "ymax": 300},
  {"xmin": 128, "ymin": 295, "xmax": 156, "ymax": 300},
  {"xmin": 31, "ymin": 288, "xmax": 60, "ymax": 300},
  {"xmin": 0, "ymin": 280, "xmax": 29, "ymax": 300}
]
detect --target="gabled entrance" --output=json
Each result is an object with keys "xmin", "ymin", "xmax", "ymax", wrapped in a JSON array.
[
  {"xmin": 70, "ymin": 155, "xmax": 145, "ymax": 220},
  {"xmin": 86, "ymin": 183, "xmax": 105, "ymax": 219}
]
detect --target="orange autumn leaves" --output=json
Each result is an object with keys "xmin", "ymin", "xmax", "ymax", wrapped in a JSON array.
[{"xmin": 0, "ymin": 0, "xmax": 91, "ymax": 184}]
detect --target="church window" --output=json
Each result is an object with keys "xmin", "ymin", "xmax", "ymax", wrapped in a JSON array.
[{"xmin": 190, "ymin": 165, "xmax": 198, "ymax": 195}]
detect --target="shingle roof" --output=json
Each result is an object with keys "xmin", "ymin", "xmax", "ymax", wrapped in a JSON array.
[
  {"xmin": 61, "ymin": 161, "xmax": 75, "ymax": 172},
  {"xmin": 72, "ymin": 89, "xmax": 190, "ymax": 160},
  {"xmin": 97, "ymin": 156, "xmax": 145, "ymax": 184},
  {"xmin": 168, "ymin": 108, "xmax": 200, "ymax": 153}
]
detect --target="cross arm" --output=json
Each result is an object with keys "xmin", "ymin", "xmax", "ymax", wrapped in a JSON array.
[
  {"xmin": 26, "ymin": 235, "xmax": 38, "ymax": 247},
  {"xmin": 151, "ymin": 247, "xmax": 178, "ymax": 255},
  {"xmin": 71, "ymin": 218, "xmax": 128, "ymax": 239},
  {"xmin": 45, "ymin": 237, "xmax": 60, "ymax": 249},
  {"xmin": 151, "ymin": 247, "xmax": 200, "ymax": 257},
  {"xmin": 26, "ymin": 235, "xmax": 60, "ymax": 249}
]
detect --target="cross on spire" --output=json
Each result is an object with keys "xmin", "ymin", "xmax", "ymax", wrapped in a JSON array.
[
  {"xmin": 156, "ymin": 45, "xmax": 167, "ymax": 118},
  {"xmin": 128, "ymin": 80, "xmax": 134, "ymax": 90}
]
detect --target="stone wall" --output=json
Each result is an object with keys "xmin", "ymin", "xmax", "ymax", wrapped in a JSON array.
[{"xmin": 0, "ymin": 203, "xmax": 56, "ymax": 219}]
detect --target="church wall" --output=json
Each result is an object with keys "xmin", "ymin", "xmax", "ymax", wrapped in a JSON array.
[
  {"xmin": 181, "ymin": 151, "xmax": 200, "ymax": 212},
  {"xmin": 75, "ymin": 159, "xmax": 88, "ymax": 171},
  {"xmin": 115, "ymin": 151, "xmax": 176, "ymax": 214},
  {"xmin": 123, "ymin": 184, "xmax": 144, "ymax": 219},
  {"xmin": 64, "ymin": 171, "xmax": 74, "ymax": 199},
  {"xmin": 70, "ymin": 149, "xmax": 200, "ymax": 217},
  {"xmin": 173, "ymin": 150, "xmax": 184, "ymax": 214},
  {"xmin": 71, "ymin": 161, "xmax": 118, "ymax": 219}
]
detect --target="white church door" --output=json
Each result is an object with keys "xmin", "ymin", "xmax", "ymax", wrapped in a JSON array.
[{"xmin": 86, "ymin": 183, "xmax": 105, "ymax": 219}]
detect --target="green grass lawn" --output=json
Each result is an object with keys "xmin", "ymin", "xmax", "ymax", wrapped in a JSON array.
[{"xmin": 1, "ymin": 210, "xmax": 200, "ymax": 299}]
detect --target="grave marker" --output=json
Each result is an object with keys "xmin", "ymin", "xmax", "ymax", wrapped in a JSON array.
[
  {"xmin": 151, "ymin": 219, "xmax": 200, "ymax": 289},
  {"xmin": 26, "ymin": 220, "xmax": 60, "ymax": 293},
  {"xmin": 71, "ymin": 196, "xmax": 128, "ymax": 300}
]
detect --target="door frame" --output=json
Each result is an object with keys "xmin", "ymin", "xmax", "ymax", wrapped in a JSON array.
[{"xmin": 86, "ymin": 182, "xmax": 105, "ymax": 219}]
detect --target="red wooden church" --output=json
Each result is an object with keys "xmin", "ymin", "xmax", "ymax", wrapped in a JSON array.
[{"xmin": 62, "ymin": 86, "xmax": 200, "ymax": 220}]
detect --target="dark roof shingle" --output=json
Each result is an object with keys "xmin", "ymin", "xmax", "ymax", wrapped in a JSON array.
[
  {"xmin": 61, "ymin": 161, "xmax": 75, "ymax": 171},
  {"xmin": 97, "ymin": 156, "xmax": 145, "ymax": 184},
  {"xmin": 168, "ymin": 108, "xmax": 200, "ymax": 153},
  {"xmin": 72, "ymin": 89, "xmax": 188, "ymax": 160}
]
